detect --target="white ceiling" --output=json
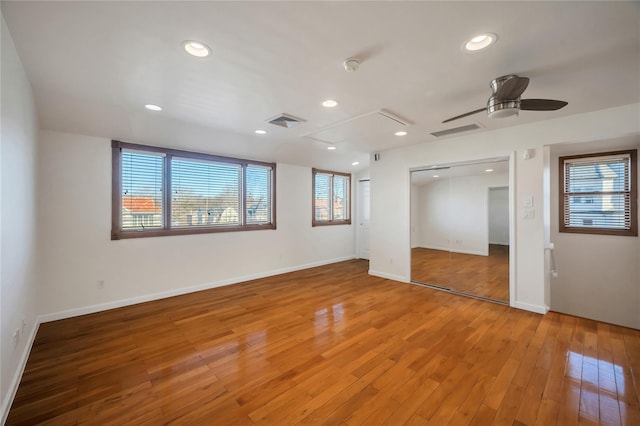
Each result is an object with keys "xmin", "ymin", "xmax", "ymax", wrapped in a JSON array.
[{"xmin": 2, "ymin": 1, "xmax": 639, "ymax": 172}]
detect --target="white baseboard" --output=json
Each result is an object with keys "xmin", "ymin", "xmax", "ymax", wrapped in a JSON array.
[
  {"xmin": 415, "ymin": 245, "xmax": 488, "ymax": 256},
  {"xmin": 512, "ymin": 301, "xmax": 549, "ymax": 315},
  {"xmin": 416, "ymin": 244, "xmax": 450, "ymax": 252},
  {"xmin": 1, "ymin": 320, "xmax": 40, "ymax": 425},
  {"xmin": 39, "ymin": 256, "xmax": 356, "ymax": 323},
  {"xmin": 368, "ymin": 269, "xmax": 410, "ymax": 283}
]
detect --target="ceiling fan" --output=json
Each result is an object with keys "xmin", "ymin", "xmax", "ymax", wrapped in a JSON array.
[{"xmin": 442, "ymin": 74, "xmax": 568, "ymax": 123}]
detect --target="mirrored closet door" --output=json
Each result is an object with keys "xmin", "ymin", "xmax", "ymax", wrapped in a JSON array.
[{"xmin": 410, "ymin": 159, "xmax": 510, "ymax": 303}]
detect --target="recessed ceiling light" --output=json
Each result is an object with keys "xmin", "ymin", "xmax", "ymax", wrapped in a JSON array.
[
  {"xmin": 352, "ymin": 161, "xmax": 360, "ymax": 166},
  {"xmin": 395, "ymin": 131, "xmax": 407, "ymax": 136},
  {"xmin": 327, "ymin": 146, "xmax": 337, "ymax": 150},
  {"xmin": 322, "ymin": 100, "xmax": 338, "ymax": 108},
  {"xmin": 255, "ymin": 129, "xmax": 267, "ymax": 135},
  {"xmin": 485, "ymin": 168, "xmax": 494, "ymax": 172},
  {"xmin": 183, "ymin": 40, "xmax": 211, "ymax": 57},
  {"xmin": 144, "ymin": 104, "xmax": 162, "ymax": 111},
  {"xmin": 464, "ymin": 33, "xmax": 497, "ymax": 52},
  {"xmin": 433, "ymin": 175, "xmax": 439, "ymax": 178}
]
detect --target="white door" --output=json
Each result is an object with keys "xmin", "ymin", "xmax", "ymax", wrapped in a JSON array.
[{"xmin": 357, "ymin": 179, "xmax": 370, "ymax": 259}]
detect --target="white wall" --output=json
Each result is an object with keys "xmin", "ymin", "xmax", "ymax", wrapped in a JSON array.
[
  {"xmin": 413, "ymin": 172, "xmax": 508, "ymax": 255},
  {"xmin": 549, "ymin": 138, "xmax": 640, "ymax": 329},
  {"xmin": 37, "ymin": 130, "xmax": 355, "ymax": 318},
  {"xmin": 370, "ymin": 103, "xmax": 640, "ymax": 314},
  {"xmin": 0, "ymin": 14, "xmax": 39, "ymax": 421}
]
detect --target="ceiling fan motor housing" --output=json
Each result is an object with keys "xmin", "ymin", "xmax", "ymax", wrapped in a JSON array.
[{"xmin": 487, "ymin": 96, "xmax": 520, "ymax": 118}]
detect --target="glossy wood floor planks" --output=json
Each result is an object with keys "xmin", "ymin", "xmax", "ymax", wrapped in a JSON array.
[{"xmin": 7, "ymin": 260, "xmax": 640, "ymax": 425}]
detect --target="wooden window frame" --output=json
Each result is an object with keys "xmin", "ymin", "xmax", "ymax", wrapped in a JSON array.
[
  {"xmin": 112, "ymin": 140, "xmax": 276, "ymax": 240},
  {"xmin": 312, "ymin": 168, "xmax": 352, "ymax": 227},
  {"xmin": 559, "ymin": 149, "xmax": 637, "ymax": 236}
]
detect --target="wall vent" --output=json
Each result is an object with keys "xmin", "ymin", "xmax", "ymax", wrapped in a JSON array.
[
  {"xmin": 431, "ymin": 123, "xmax": 481, "ymax": 137},
  {"xmin": 267, "ymin": 113, "xmax": 306, "ymax": 128}
]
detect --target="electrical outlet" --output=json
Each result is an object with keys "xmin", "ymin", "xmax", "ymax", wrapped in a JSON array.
[
  {"xmin": 13, "ymin": 329, "xmax": 20, "ymax": 347},
  {"xmin": 97, "ymin": 280, "xmax": 105, "ymax": 290}
]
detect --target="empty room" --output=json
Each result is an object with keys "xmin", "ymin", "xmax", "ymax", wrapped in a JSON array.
[{"xmin": 1, "ymin": 1, "xmax": 639, "ymax": 425}]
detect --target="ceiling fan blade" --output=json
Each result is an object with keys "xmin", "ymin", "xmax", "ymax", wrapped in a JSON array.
[
  {"xmin": 495, "ymin": 76, "xmax": 529, "ymax": 100},
  {"xmin": 520, "ymin": 99, "xmax": 568, "ymax": 111},
  {"xmin": 442, "ymin": 108, "xmax": 486, "ymax": 123}
]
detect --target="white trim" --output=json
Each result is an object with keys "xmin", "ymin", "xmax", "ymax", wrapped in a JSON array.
[
  {"xmin": 1, "ymin": 321, "xmax": 40, "ymax": 425},
  {"xmin": 39, "ymin": 256, "xmax": 355, "ymax": 323},
  {"xmin": 415, "ymin": 244, "xmax": 450, "ymax": 252},
  {"xmin": 416, "ymin": 245, "xmax": 488, "ymax": 257},
  {"xmin": 368, "ymin": 269, "xmax": 410, "ymax": 283},
  {"xmin": 356, "ymin": 179, "xmax": 371, "ymax": 260},
  {"xmin": 512, "ymin": 301, "xmax": 549, "ymax": 315}
]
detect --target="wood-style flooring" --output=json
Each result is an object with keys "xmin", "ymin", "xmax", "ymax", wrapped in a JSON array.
[
  {"xmin": 7, "ymin": 260, "xmax": 640, "ymax": 425},
  {"xmin": 412, "ymin": 245, "xmax": 509, "ymax": 303}
]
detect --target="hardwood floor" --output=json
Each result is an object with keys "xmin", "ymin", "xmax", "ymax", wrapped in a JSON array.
[
  {"xmin": 7, "ymin": 260, "xmax": 640, "ymax": 425},
  {"xmin": 412, "ymin": 245, "xmax": 509, "ymax": 303}
]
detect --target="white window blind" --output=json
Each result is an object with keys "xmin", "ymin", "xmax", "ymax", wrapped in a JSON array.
[
  {"xmin": 333, "ymin": 174, "xmax": 349, "ymax": 221},
  {"xmin": 561, "ymin": 151, "xmax": 635, "ymax": 234},
  {"xmin": 121, "ymin": 150, "xmax": 164, "ymax": 230},
  {"xmin": 171, "ymin": 157, "xmax": 241, "ymax": 227},
  {"xmin": 314, "ymin": 172, "xmax": 331, "ymax": 221},
  {"xmin": 246, "ymin": 165, "xmax": 273, "ymax": 225},
  {"xmin": 313, "ymin": 169, "xmax": 351, "ymax": 225}
]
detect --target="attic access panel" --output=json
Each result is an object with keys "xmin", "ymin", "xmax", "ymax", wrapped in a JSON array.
[{"xmin": 303, "ymin": 110, "xmax": 411, "ymax": 151}]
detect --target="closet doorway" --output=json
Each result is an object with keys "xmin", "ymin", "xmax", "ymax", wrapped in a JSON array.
[{"xmin": 410, "ymin": 158, "xmax": 512, "ymax": 303}]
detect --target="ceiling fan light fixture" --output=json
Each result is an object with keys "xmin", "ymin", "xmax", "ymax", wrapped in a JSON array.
[{"xmin": 464, "ymin": 33, "xmax": 497, "ymax": 52}]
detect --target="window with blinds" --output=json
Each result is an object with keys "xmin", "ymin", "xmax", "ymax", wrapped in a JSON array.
[
  {"xmin": 312, "ymin": 168, "xmax": 351, "ymax": 226},
  {"xmin": 112, "ymin": 140, "xmax": 276, "ymax": 239},
  {"xmin": 560, "ymin": 150, "xmax": 637, "ymax": 236}
]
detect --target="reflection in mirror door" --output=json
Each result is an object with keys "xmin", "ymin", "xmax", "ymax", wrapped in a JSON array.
[
  {"xmin": 411, "ymin": 166, "xmax": 452, "ymax": 289},
  {"xmin": 410, "ymin": 159, "xmax": 510, "ymax": 304}
]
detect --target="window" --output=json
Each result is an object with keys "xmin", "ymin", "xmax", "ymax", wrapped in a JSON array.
[
  {"xmin": 560, "ymin": 149, "xmax": 637, "ymax": 236},
  {"xmin": 312, "ymin": 168, "xmax": 351, "ymax": 226},
  {"xmin": 112, "ymin": 141, "xmax": 276, "ymax": 239}
]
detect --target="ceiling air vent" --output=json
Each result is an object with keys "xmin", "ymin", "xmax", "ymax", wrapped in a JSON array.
[
  {"xmin": 430, "ymin": 123, "xmax": 482, "ymax": 138},
  {"xmin": 267, "ymin": 113, "xmax": 306, "ymax": 128}
]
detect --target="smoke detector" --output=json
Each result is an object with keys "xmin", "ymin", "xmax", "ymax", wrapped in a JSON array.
[{"xmin": 343, "ymin": 58, "xmax": 360, "ymax": 72}]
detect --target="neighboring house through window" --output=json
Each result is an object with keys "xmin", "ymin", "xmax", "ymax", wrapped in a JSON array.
[
  {"xmin": 560, "ymin": 149, "xmax": 637, "ymax": 236},
  {"xmin": 312, "ymin": 168, "xmax": 351, "ymax": 226}
]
